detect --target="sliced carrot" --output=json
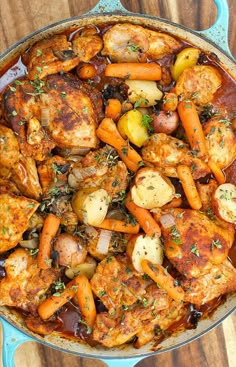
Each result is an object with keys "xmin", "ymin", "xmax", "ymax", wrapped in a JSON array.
[
  {"xmin": 177, "ymin": 100, "xmax": 207, "ymax": 157},
  {"xmin": 125, "ymin": 193, "xmax": 161, "ymax": 238},
  {"xmin": 141, "ymin": 259, "xmax": 184, "ymax": 303},
  {"xmin": 208, "ymin": 159, "xmax": 226, "ymax": 184},
  {"xmin": 38, "ymin": 277, "xmax": 80, "ymax": 320},
  {"xmin": 105, "ymin": 98, "xmax": 122, "ymax": 121},
  {"xmin": 162, "ymin": 196, "xmax": 183, "ymax": 209},
  {"xmin": 73, "ymin": 275, "xmax": 96, "ymax": 327},
  {"xmin": 95, "ymin": 218, "xmax": 140, "ymax": 234},
  {"xmin": 105, "ymin": 63, "xmax": 162, "ymax": 80},
  {"xmin": 37, "ymin": 213, "xmax": 61, "ymax": 270},
  {"xmin": 77, "ymin": 63, "xmax": 97, "ymax": 79},
  {"xmin": 163, "ymin": 92, "xmax": 178, "ymax": 112},
  {"xmin": 96, "ymin": 118, "xmax": 143, "ymax": 171},
  {"xmin": 177, "ymin": 165, "xmax": 202, "ymax": 210}
]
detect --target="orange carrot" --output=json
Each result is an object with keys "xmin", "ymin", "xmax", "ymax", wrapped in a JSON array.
[
  {"xmin": 95, "ymin": 218, "xmax": 140, "ymax": 234},
  {"xmin": 105, "ymin": 98, "xmax": 122, "ymax": 121},
  {"xmin": 208, "ymin": 159, "xmax": 226, "ymax": 184},
  {"xmin": 162, "ymin": 196, "xmax": 183, "ymax": 209},
  {"xmin": 77, "ymin": 63, "xmax": 97, "ymax": 79},
  {"xmin": 105, "ymin": 63, "xmax": 162, "ymax": 80},
  {"xmin": 177, "ymin": 165, "xmax": 202, "ymax": 210},
  {"xmin": 73, "ymin": 275, "xmax": 96, "ymax": 327},
  {"xmin": 141, "ymin": 259, "xmax": 184, "ymax": 303},
  {"xmin": 177, "ymin": 100, "xmax": 207, "ymax": 157},
  {"xmin": 37, "ymin": 213, "xmax": 61, "ymax": 270},
  {"xmin": 125, "ymin": 193, "xmax": 161, "ymax": 238},
  {"xmin": 96, "ymin": 118, "xmax": 143, "ymax": 171},
  {"xmin": 163, "ymin": 92, "xmax": 178, "ymax": 112},
  {"xmin": 38, "ymin": 276, "xmax": 81, "ymax": 320}
]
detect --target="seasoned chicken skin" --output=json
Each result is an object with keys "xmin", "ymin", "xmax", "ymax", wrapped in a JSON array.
[
  {"xmin": 90, "ymin": 254, "xmax": 149, "ymax": 314},
  {"xmin": 141, "ymin": 133, "xmax": 210, "ymax": 179},
  {"xmin": 0, "ymin": 124, "xmax": 19, "ymax": 167},
  {"xmin": 160, "ymin": 208, "xmax": 235, "ymax": 279},
  {"xmin": 183, "ymin": 259, "xmax": 236, "ymax": 306},
  {"xmin": 102, "ymin": 23, "xmax": 181, "ymax": 62},
  {"xmin": 0, "ymin": 248, "xmax": 59, "ymax": 312},
  {"xmin": 27, "ymin": 35, "xmax": 80, "ymax": 80},
  {"xmin": 0, "ymin": 191, "xmax": 39, "ymax": 253},
  {"xmin": 68, "ymin": 145, "xmax": 128, "ymax": 199},
  {"xmin": 72, "ymin": 26, "xmax": 103, "ymax": 62},
  {"xmin": 175, "ymin": 65, "xmax": 222, "ymax": 106},
  {"xmin": 203, "ymin": 118, "xmax": 236, "ymax": 169}
]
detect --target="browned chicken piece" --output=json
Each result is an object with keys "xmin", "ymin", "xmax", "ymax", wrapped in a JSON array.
[
  {"xmin": 68, "ymin": 145, "xmax": 128, "ymax": 199},
  {"xmin": 93, "ymin": 283, "xmax": 187, "ymax": 348},
  {"xmin": 0, "ymin": 124, "xmax": 19, "ymax": 167},
  {"xmin": 141, "ymin": 133, "xmax": 210, "ymax": 179},
  {"xmin": 175, "ymin": 65, "xmax": 222, "ymax": 106},
  {"xmin": 2, "ymin": 80, "xmax": 55, "ymax": 161},
  {"xmin": 196, "ymin": 179, "xmax": 218, "ymax": 215},
  {"xmin": 102, "ymin": 23, "xmax": 181, "ymax": 62},
  {"xmin": 0, "ymin": 248, "xmax": 59, "ymax": 312},
  {"xmin": 11, "ymin": 155, "xmax": 42, "ymax": 200},
  {"xmin": 37, "ymin": 155, "xmax": 71, "ymax": 196},
  {"xmin": 159, "ymin": 208, "xmax": 235, "ymax": 279},
  {"xmin": 0, "ymin": 178, "xmax": 20, "ymax": 195},
  {"xmin": 90, "ymin": 254, "xmax": 149, "ymax": 314},
  {"xmin": 27, "ymin": 35, "xmax": 80, "ymax": 80},
  {"xmin": 0, "ymin": 191, "xmax": 39, "ymax": 253},
  {"xmin": 72, "ymin": 26, "xmax": 103, "ymax": 62},
  {"xmin": 0, "ymin": 165, "xmax": 11, "ymax": 179},
  {"xmin": 183, "ymin": 259, "xmax": 236, "ymax": 306},
  {"xmin": 203, "ymin": 118, "xmax": 236, "ymax": 169},
  {"xmin": 43, "ymin": 74, "xmax": 98, "ymax": 149}
]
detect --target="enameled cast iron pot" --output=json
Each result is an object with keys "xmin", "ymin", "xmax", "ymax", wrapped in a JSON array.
[{"xmin": 0, "ymin": 1, "xmax": 235, "ymax": 366}]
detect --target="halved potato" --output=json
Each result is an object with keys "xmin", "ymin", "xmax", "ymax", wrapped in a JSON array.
[
  {"xmin": 212, "ymin": 183, "xmax": 236, "ymax": 224},
  {"xmin": 170, "ymin": 47, "xmax": 201, "ymax": 81},
  {"xmin": 131, "ymin": 167, "xmax": 175, "ymax": 209},
  {"xmin": 125, "ymin": 80, "xmax": 163, "ymax": 107},
  {"xmin": 72, "ymin": 188, "xmax": 110, "ymax": 226},
  {"xmin": 117, "ymin": 109, "xmax": 149, "ymax": 147},
  {"xmin": 127, "ymin": 233, "xmax": 163, "ymax": 272}
]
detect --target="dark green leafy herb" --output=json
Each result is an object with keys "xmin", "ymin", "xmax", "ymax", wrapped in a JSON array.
[{"xmin": 190, "ymin": 243, "xmax": 200, "ymax": 257}]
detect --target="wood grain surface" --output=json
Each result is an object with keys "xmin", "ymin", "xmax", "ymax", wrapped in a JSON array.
[{"xmin": 0, "ymin": 1, "xmax": 236, "ymax": 366}]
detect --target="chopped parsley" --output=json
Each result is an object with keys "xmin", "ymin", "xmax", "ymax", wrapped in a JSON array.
[
  {"xmin": 211, "ymin": 239, "xmax": 222, "ymax": 251},
  {"xmin": 190, "ymin": 243, "xmax": 200, "ymax": 257}
]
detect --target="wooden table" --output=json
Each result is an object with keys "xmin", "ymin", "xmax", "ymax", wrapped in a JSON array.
[{"xmin": 0, "ymin": 1, "xmax": 235, "ymax": 366}]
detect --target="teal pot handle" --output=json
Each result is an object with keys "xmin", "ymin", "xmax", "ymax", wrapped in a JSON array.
[
  {"xmin": 1, "ymin": 317, "xmax": 143, "ymax": 367},
  {"xmin": 88, "ymin": 0, "xmax": 233, "ymax": 59},
  {"xmin": 1, "ymin": 317, "xmax": 33, "ymax": 367}
]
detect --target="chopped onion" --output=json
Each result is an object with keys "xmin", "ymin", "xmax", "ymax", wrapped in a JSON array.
[
  {"xmin": 96, "ymin": 229, "xmax": 112, "ymax": 255},
  {"xmin": 19, "ymin": 238, "xmax": 39, "ymax": 249},
  {"xmin": 85, "ymin": 225, "xmax": 98, "ymax": 239},
  {"xmin": 160, "ymin": 214, "xmax": 176, "ymax": 229},
  {"xmin": 73, "ymin": 166, "xmax": 97, "ymax": 181},
  {"xmin": 41, "ymin": 107, "xmax": 50, "ymax": 127}
]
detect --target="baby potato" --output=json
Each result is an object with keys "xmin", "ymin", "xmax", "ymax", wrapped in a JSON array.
[
  {"xmin": 125, "ymin": 80, "xmax": 163, "ymax": 107},
  {"xmin": 117, "ymin": 109, "xmax": 149, "ymax": 147},
  {"xmin": 152, "ymin": 111, "xmax": 179, "ymax": 134},
  {"xmin": 170, "ymin": 47, "xmax": 201, "ymax": 81},
  {"xmin": 126, "ymin": 233, "xmax": 163, "ymax": 273},
  {"xmin": 54, "ymin": 233, "xmax": 87, "ymax": 267},
  {"xmin": 131, "ymin": 167, "xmax": 175, "ymax": 209},
  {"xmin": 212, "ymin": 183, "xmax": 236, "ymax": 224},
  {"xmin": 72, "ymin": 188, "xmax": 110, "ymax": 226}
]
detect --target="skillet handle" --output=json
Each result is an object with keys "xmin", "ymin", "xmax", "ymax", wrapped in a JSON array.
[
  {"xmin": 100, "ymin": 357, "xmax": 143, "ymax": 367},
  {"xmin": 196, "ymin": 0, "xmax": 233, "ymax": 59},
  {"xmin": 0, "ymin": 317, "xmax": 32, "ymax": 367},
  {"xmin": 87, "ymin": 0, "xmax": 130, "ymax": 14}
]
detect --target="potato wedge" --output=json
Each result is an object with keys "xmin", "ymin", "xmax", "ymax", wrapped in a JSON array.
[
  {"xmin": 131, "ymin": 167, "xmax": 175, "ymax": 209},
  {"xmin": 72, "ymin": 188, "xmax": 110, "ymax": 226},
  {"xmin": 117, "ymin": 109, "xmax": 149, "ymax": 147},
  {"xmin": 212, "ymin": 183, "xmax": 236, "ymax": 224},
  {"xmin": 170, "ymin": 47, "xmax": 201, "ymax": 81},
  {"xmin": 125, "ymin": 80, "xmax": 163, "ymax": 107},
  {"xmin": 127, "ymin": 233, "xmax": 163, "ymax": 272}
]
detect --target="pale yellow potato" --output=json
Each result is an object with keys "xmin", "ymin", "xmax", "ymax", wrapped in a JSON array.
[
  {"xmin": 212, "ymin": 183, "xmax": 236, "ymax": 224},
  {"xmin": 170, "ymin": 47, "xmax": 201, "ymax": 81},
  {"xmin": 72, "ymin": 188, "xmax": 110, "ymax": 226},
  {"xmin": 125, "ymin": 80, "xmax": 163, "ymax": 107},
  {"xmin": 117, "ymin": 109, "xmax": 149, "ymax": 147},
  {"xmin": 131, "ymin": 167, "xmax": 175, "ymax": 209},
  {"xmin": 126, "ymin": 233, "xmax": 163, "ymax": 273}
]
